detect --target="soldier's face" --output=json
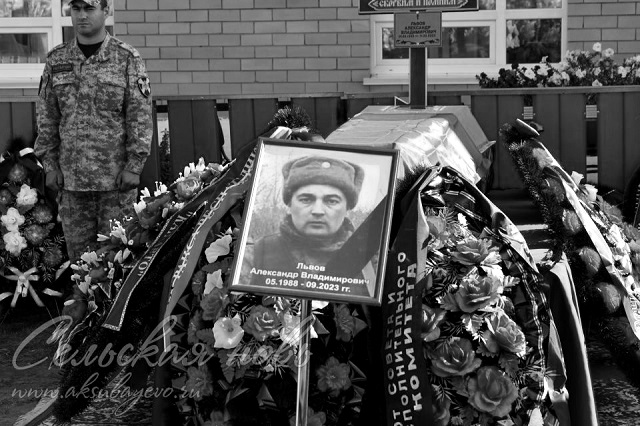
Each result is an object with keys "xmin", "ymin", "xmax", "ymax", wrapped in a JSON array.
[
  {"xmin": 70, "ymin": 1, "xmax": 108, "ymax": 40},
  {"xmin": 288, "ymin": 184, "xmax": 348, "ymax": 238}
]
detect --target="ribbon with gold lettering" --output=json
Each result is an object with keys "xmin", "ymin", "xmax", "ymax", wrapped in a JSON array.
[{"xmin": 382, "ymin": 168, "xmax": 434, "ymax": 425}]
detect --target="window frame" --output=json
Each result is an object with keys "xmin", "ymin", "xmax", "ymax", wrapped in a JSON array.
[
  {"xmin": 0, "ymin": 0, "xmax": 115, "ymax": 89},
  {"xmin": 365, "ymin": 0, "xmax": 567, "ymax": 85}
]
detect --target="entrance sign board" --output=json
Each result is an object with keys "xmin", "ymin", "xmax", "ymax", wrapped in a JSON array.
[
  {"xmin": 394, "ymin": 12, "xmax": 442, "ymax": 47},
  {"xmin": 359, "ymin": 0, "xmax": 478, "ymax": 13}
]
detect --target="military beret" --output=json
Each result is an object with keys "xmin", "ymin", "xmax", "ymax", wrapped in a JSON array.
[{"xmin": 282, "ymin": 156, "xmax": 364, "ymax": 210}]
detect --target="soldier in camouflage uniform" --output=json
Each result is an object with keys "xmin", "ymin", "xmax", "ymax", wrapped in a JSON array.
[{"xmin": 34, "ymin": 0, "xmax": 152, "ymax": 262}]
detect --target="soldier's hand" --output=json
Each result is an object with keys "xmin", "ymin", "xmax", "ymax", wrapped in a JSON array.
[
  {"xmin": 117, "ymin": 170, "xmax": 140, "ymax": 191},
  {"xmin": 45, "ymin": 170, "xmax": 64, "ymax": 192}
]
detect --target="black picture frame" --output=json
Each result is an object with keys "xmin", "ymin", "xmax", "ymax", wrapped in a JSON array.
[{"xmin": 230, "ymin": 137, "xmax": 399, "ymax": 306}]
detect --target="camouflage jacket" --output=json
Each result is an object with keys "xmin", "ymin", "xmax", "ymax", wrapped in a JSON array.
[{"xmin": 35, "ymin": 33, "xmax": 152, "ymax": 191}]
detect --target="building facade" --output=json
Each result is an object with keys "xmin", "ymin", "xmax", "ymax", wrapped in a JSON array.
[{"xmin": 1, "ymin": 0, "xmax": 639, "ymax": 100}]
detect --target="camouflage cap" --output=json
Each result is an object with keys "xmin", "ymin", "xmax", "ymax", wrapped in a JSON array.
[{"xmin": 68, "ymin": 0, "xmax": 102, "ymax": 6}]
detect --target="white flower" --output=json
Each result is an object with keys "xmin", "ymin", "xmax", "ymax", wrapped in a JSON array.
[
  {"xmin": 524, "ymin": 68, "xmax": 536, "ymax": 79},
  {"xmin": 536, "ymin": 64, "xmax": 548, "ymax": 76},
  {"xmin": 636, "ymin": 68, "xmax": 640, "ymax": 78},
  {"xmin": 575, "ymin": 69, "xmax": 586, "ymax": 79},
  {"xmin": 140, "ymin": 187, "xmax": 151, "ymax": 199},
  {"xmin": 15, "ymin": 184, "xmax": 38, "ymax": 209},
  {"xmin": 133, "ymin": 199, "xmax": 147, "ymax": 215},
  {"xmin": 593, "ymin": 68, "xmax": 601, "ymax": 77},
  {"xmin": 110, "ymin": 220, "xmax": 128, "ymax": 245},
  {"xmin": 204, "ymin": 270, "xmax": 223, "ymax": 295},
  {"xmin": 593, "ymin": 42, "xmax": 602, "ymax": 52},
  {"xmin": 618, "ymin": 66, "xmax": 629, "ymax": 78},
  {"xmin": 154, "ymin": 182, "xmax": 168, "ymax": 196},
  {"xmin": 540, "ymin": 56, "xmax": 549, "ymax": 63},
  {"xmin": 592, "ymin": 80, "xmax": 603, "ymax": 87},
  {"xmin": 80, "ymin": 251, "xmax": 100, "ymax": 266},
  {"xmin": 205, "ymin": 234, "xmax": 232, "ymax": 263},
  {"xmin": 3, "ymin": 231, "xmax": 27, "ymax": 256},
  {"xmin": 603, "ymin": 48, "xmax": 615, "ymax": 58},
  {"xmin": 1, "ymin": 207, "xmax": 25, "ymax": 232},
  {"xmin": 570, "ymin": 171, "xmax": 584, "ymax": 185},
  {"xmin": 561, "ymin": 71, "xmax": 570, "ymax": 81},
  {"xmin": 583, "ymin": 184, "xmax": 598, "ymax": 202},
  {"xmin": 212, "ymin": 315, "xmax": 244, "ymax": 349}
]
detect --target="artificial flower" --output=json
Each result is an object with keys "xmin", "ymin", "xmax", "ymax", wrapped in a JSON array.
[
  {"xmin": 31, "ymin": 203, "xmax": 54, "ymax": 224},
  {"xmin": 176, "ymin": 176, "xmax": 202, "ymax": 200},
  {"xmin": 1, "ymin": 207, "xmax": 25, "ymax": 232},
  {"xmin": 451, "ymin": 237, "xmax": 500, "ymax": 267},
  {"xmin": 185, "ymin": 366, "xmax": 213, "ymax": 401},
  {"xmin": 43, "ymin": 246, "xmax": 65, "ymax": 268},
  {"xmin": 0, "ymin": 188, "xmax": 13, "ymax": 205},
  {"xmin": 8, "ymin": 163, "xmax": 28, "ymax": 182},
  {"xmin": 191, "ymin": 270, "xmax": 206, "ymax": 296},
  {"xmin": 420, "ymin": 304, "xmax": 446, "ymax": 342},
  {"xmin": 433, "ymin": 397, "xmax": 452, "ymax": 426},
  {"xmin": 447, "ymin": 274, "xmax": 502, "ymax": 313},
  {"xmin": 429, "ymin": 337, "xmax": 482, "ymax": 377},
  {"xmin": 288, "ymin": 408, "xmax": 327, "ymax": 426},
  {"xmin": 481, "ymin": 311, "xmax": 527, "ymax": 356},
  {"xmin": 316, "ymin": 356, "xmax": 351, "ymax": 396},
  {"xmin": 592, "ymin": 42, "xmax": 602, "ymax": 52},
  {"xmin": 212, "ymin": 315, "xmax": 244, "ymax": 349},
  {"xmin": 333, "ymin": 304, "xmax": 356, "ymax": 342},
  {"xmin": 205, "ymin": 234, "xmax": 232, "ymax": 263},
  {"xmin": 204, "ymin": 270, "xmax": 223, "ymax": 295},
  {"xmin": 23, "ymin": 223, "xmax": 49, "ymax": 246},
  {"xmin": 243, "ymin": 305, "xmax": 280, "ymax": 341},
  {"xmin": 15, "ymin": 184, "xmax": 38, "ymax": 210},
  {"xmin": 201, "ymin": 288, "xmax": 228, "ymax": 321},
  {"xmin": 3, "ymin": 231, "xmax": 27, "ymax": 256},
  {"xmin": 467, "ymin": 366, "xmax": 519, "ymax": 417}
]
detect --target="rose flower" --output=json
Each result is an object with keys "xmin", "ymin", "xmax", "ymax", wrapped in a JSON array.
[
  {"xmin": 429, "ymin": 337, "xmax": 482, "ymax": 377},
  {"xmin": 452, "ymin": 274, "xmax": 501, "ymax": 313},
  {"xmin": 481, "ymin": 311, "xmax": 527, "ymax": 356},
  {"xmin": 243, "ymin": 305, "xmax": 280, "ymax": 341},
  {"xmin": 467, "ymin": 366, "xmax": 518, "ymax": 417}
]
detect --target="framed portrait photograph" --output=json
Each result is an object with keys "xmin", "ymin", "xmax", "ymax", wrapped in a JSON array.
[{"xmin": 230, "ymin": 138, "xmax": 399, "ymax": 306}]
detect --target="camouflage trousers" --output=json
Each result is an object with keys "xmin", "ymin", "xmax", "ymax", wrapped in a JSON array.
[{"xmin": 58, "ymin": 189, "xmax": 137, "ymax": 262}]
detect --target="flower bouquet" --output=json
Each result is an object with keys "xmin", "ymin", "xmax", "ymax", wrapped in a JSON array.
[
  {"xmin": 394, "ymin": 165, "xmax": 565, "ymax": 426},
  {"xmin": 0, "ymin": 145, "xmax": 68, "ymax": 311},
  {"xmin": 166, "ymin": 226, "xmax": 372, "ymax": 425},
  {"xmin": 50, "ymin": 107, "xmax": 339, "ymax": 423},
  {"xmin": 477, "ymin": 43, "xmax": 640, "ymax": 88},
  {"xmin": 502, "ymin": 119, "xmax": 640, "ymax": 384}
]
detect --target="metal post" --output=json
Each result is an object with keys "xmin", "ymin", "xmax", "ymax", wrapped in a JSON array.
[
  {"xmin": 295, "ymin": 299, "xmax": 312, "ymax": 426},
  {"xmin": 409, "ymin": 48, "xmax": 427, "ymax": 108}
]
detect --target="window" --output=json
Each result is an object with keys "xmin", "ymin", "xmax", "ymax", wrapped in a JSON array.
[
  {"xmin": 0, "ymin": 0, "xmax": 114, "ymax": 88},
  {"xmin": 367, "ymin": 0, "xmax": 566, "ymax": 85}
]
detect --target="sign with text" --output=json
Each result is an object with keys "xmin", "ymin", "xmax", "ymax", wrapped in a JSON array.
[
  {"xmin": 230, "ymin": 138, "xmax": 399, "ymax": 306},
  {"xmin": 360, "ymin": 0, "xmax": 478, "ymax": 13},
  {"xmin": 394, "ymin": 12, "xmax": 442, "ymax": 47}
]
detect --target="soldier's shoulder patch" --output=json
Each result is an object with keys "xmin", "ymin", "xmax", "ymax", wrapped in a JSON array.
[{"xmin": 137, "ymin": 76, "xmax": 151, "ymax": 98}]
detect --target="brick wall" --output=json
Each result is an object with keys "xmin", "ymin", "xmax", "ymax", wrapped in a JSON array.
[
  {"xmin": 114, "ymin": 0, "xmax": 405, "ymax": 98},
  {"xmin": 567, "ymin": 0, "xmax": 640, "ymax": 60}
]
